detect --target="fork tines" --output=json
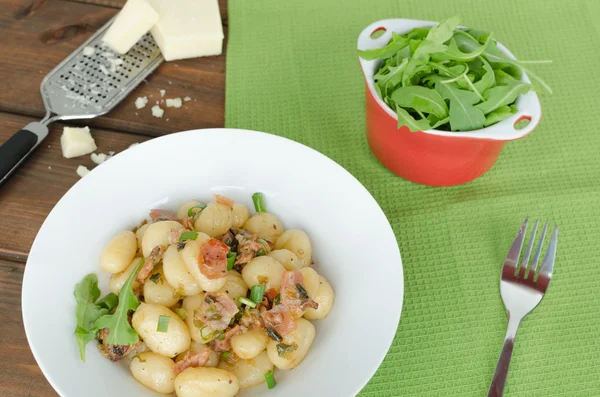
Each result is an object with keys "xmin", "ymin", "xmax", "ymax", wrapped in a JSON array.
[{"xmin": 504, "ymin": 217, "xmax": 558, "ymax": 282}]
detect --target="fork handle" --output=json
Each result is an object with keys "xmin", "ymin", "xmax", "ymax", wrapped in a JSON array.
[{"xmin": 488, "ymin": 316, "xmax": 521, "ymax": 397}]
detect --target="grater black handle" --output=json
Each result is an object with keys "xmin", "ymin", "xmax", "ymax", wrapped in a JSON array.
[{"xmin": 0, "ymin": 123, "xmax": 48, "ymax": 187}]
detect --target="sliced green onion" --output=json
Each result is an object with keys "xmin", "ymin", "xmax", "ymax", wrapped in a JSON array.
[
  {"xmin": 256, "ymin": 249, "xmax": 266, "ymax": 257},
  {"xmin": 250, "ymin": 284, "xmax": 266, "ymax": 303},
  {"xmin": 296, "ymin": 283, "xmax": 309, "ymax": 299},
  {"xmin": 157, "ymin": 315, "xmax": 171, "ymax": 332},
  {"xmin": 96, "ymin": 293, "xmax": 118, "ymax": 311},
  {"xmin": 187, "ymin": 204, "xmax": 207, "ymax": 217},
  {"xmin": 238, "ymin": 296, "xmax": 257, "ymax": 308},
  {"xmin": 179, "ymin": 231, "xmax": 199, "ymax": 242},
  {"xmin": 276, "ymin": 342, "xmax": 298, "ymax": 357},
  {"xmin": 149, "ymin": 273, "xmax": 161, "ymax": 284},
  {"xmin": 273, "ymin": 294, "xmax": 280, "ymax": 306},
  {"xmin": 221, "ymin": 351, "xmax": 230, "ymax": 359},
  {"xmin": 252, "ymin": 192, "xmax": 266, "ymax": 213},
  {"xmin": 227, "ymin": 252, "xmax": 237, "ymax": 271},
  {"xmin": 265, "ymin": 370, "xmax": 276, "ymax": 389},
  {"xmin": 174, "ymin": 308, "xmax": 188, "ymax": 320}
]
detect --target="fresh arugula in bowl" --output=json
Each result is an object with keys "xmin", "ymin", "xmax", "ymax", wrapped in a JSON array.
[{"xmin": 359, "ymin": 17, "xmax": 551, "ymax": 132}]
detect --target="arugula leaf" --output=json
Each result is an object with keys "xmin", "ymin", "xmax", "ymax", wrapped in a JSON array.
[
  {"xmin": 74, "ymin": 327, "xmax": 97, "ymax": 361},
  {"xmin": 431, "ymin": 34, "xmax": 493, "ymax": 63},
  {"xmin": 435, "ymin": 82, "xmax": 486, "ymax": 131},
  {"xmin": 73, "ymin": 274, "xmax": 108, "ymax": 361},
  {"xmin": 425, "ymin": 16, "xmax": 460, "ymax": 45},
  {"xmin": 473, "ymin": 57, "xmax": 496, "ymax": 93},
  {"xmin": 358, "ymin": 35, "xmax": 410, "ymax": 61},
  {"xmin": 94, "ymin": 258, "xmax": 144, "ymax": 346},
  {"xmin": 374, "ymin": 58, "xmax": 408, "ymax": 95},
  {"xmin": 476, "ymin": 81, "xmax": 531, "ymax": 114},
  {"xmin": 395, "ymin": 106, "xmax": 431, "ymax": 132},
  {"xmin": 484, "ymin": 105, "xmax": 515, "ymax": 126},
  {"xmin": 391, "ymin": 86, "xmax": 448, "ymax": 118}
]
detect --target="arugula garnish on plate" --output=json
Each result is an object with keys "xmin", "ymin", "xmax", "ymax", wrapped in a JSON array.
[
  {"xmin": 73, "ymin": 258, "xmax": 144, "ymax": 361},
  {"xmin": 359, "ymin": 17, "xmax": 551, "ymax": 132}
]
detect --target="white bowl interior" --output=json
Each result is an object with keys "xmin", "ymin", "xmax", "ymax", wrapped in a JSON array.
[
  {"xmin": 22, "ymin": 129, "xmax": 403, "ymax": 397},
  {"xmin": 357, "ymin": 19, "xmax": 542, "ymax": 140}
]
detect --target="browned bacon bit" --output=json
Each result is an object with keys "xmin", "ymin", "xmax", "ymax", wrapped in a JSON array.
[
  {"xmin": 219, "ymin": 229, "xmax": 237, "ymax": 250},
  {"xmin": 173, "ymin": 348, "xmax": 211, "ymax": 374},
  {"xmin": 279, "ymin": 271, "xmax": 318, "ymax": 316},
  {"xmin": 240, "ymin": 307, "xmax": 265, "ymax": 330},
  {"xmin": 235, "ymin": 235, "xmax": 262, "ymax": 266},
  {"xmin": 196, "ymin": 293, "xmax": 239, "ymax": 331},
  {"xmin": 97, "ymin": 328, "xmax": 141, "ymax": 361},
  {"xmin": 214, "ymin": 194, "xmax": 234, "ymax": 208},
  {"xmin": 260, "ymin": 305, "xmax": 297, "ymax": 336},
  {"xmin": 199, "ymin": 239, "xmax": 230, "ymax": 279},
  {"xmin": 137, "ymin": 245, "xmax": 166, "ymax": 282},
  {"xmin": 149, "ymin": 209, "xmax": 181, "ymax": 223},
  {"xmin": 264, "ymin": 288, "xmax": 278, "ymax": 303},
  {"xmin": 210, "ymin": 325, "xmax": 243, "ymax": 352}
]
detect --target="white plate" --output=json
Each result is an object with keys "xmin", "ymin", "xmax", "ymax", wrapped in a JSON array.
[{"xmin": 22, "ymin": 128, "xmax": 403, "ymax": 397}]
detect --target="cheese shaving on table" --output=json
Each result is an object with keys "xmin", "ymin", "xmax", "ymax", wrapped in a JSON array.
[
  {"xmin": 159, "ymin": 89, "xmax": 166, "ymax": 97},
  {"xmin": 135, "ymin": 96, "xmax": 148, "ymax": 109},
  {"xmin": 61, "ymin": 126, "xmax": 97, "ymax": 159},
  {"xmin": 82, "ymin": 46, "xmax": 95, "ymax": 56},
  {"xmin": 91, "ymin": 153, "xmax": 109, "ymax": 165},
  {"xmin": 151, "ymin": 105, "xmax": 164, "ymax": 118},
  {"xmin": 165, "ymin": 98, "xmax": 182, "ymax": 108},
  {"xmin": 183, "ymin": 96, "xmax": 192, "ymax": 102},
  {"xmin": 76, "ymin": 165, "xmax": 90, "ymax": 178}
]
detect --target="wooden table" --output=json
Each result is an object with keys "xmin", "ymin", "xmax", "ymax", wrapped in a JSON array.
[{"xmin": 0, "ymin": 1, "xmax": 227, "ymax": 395}]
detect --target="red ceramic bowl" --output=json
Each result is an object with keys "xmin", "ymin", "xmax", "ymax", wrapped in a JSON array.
[{"xmin": 358, "ymin": 19, "xmax": 542, "ymax": 186}]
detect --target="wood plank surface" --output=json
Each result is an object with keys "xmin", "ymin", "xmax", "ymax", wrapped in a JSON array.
[
  {"xmin": 0, "ymin": 112, "xmax": 150, "ymax": 262},
  {"xmin": 0, "ymin": 258, "xmax": 57, "ymax": 396},
  {"xmin": 1, "ymin": 0, "xmax": 227, "ymax": 136}
]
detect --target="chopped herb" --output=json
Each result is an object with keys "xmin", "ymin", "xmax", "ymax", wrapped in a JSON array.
[
  {"xmin": 210, "ymin": 313, "xmax": 222, "ymax": 321},
  {"xmin": 276, "ymin": 342, "xmax": 298, "ymax": 357},
  {"xmin": 178, "ymin": 231, "xmax": 199, "ymax": 242},
  {"xmin": 256, "ymin": 249, "xmax": 266, "ymax": 257},
  {"xmin": 135, "ymin": 355, "xmax": 147, "ymax": 363},
  {"xmin": 94, "ymin": 258, "xmax": 144, "ymax": 346},
  {"xmin": 266, "ymin": 328, "xmax": 282, "ymax": 343},
  {"xmin": 265, "ymin": 370, "xmax": 276, "ymax": 389},
  {"xmin": 252, "ymin": 192, "xmax": 266, "ymax": 213},
  {"xmin": 238, "ymin": 297, "xmax": 257, "ymax": 308},
  {"xmin": 273, "ymin": 294, "xmax": 280, "ymax": 305},
  {"xmin": 296, "ymin": 283, "xmax": 309, "ymax": 299},
  {"xmin": 187, "ymin": 204, "xmax": 207, "ymax": 217},
  {"xmin": 157, "ymin": 315, "xmax": 171, "ymax": 332},
  {"xmin": 149, "ymin": 273, "xmax": 161, "ymax": 284},
  {"xmin": 214, "ymin": 330, "xmax": 225, "ymax": 341},
  {"xmin": 221, "ymin": 351, "xmax": 230, "ymax": 359},
  {"xmin": 174, "ymin": 308, "xmax": 188, "ymax": 320},
  {"xmin": 250, "ymin": 284, "xmax": 266, "ymax": 304},
  {"xmin": 177, "ymin": 241, "xmax": 186, "ymax": 251},
  {"xmin": 96, "ymin": 292, "xmax": 118, "ymax": 312},
  {"xmin": 227, "ymin": 252, "xmax": 236, "ymax": 271}
]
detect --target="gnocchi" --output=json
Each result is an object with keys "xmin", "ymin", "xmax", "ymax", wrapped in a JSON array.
[
  {"xmin": 130, "ymin": 352, "xmax": 176, "ymax": 394},
  {"xmin": 100, "ymin": 230, "xmax": 137, "ymax": 273},
  {"xmin": 174, "ymin": 367, "xmax": 239, "ymax": 397},
  {"xmin": 132, "ymin": 303, "xmax": 191, "ymax": 358},
  {"xmin": 243, "ymin": 212, "xmax": 284, "ymax": 242},
  {"xmin": 274, "ymin": 229, "xmax": 313, "ymax": 267},
  {"xmin": 194, "ymin": 202, "xmax": 233, "ymax": 237},
  {"xmin": 242, "ymin": 256, "xmax": 286, "ymax": 292},
  {"xmin": 75, "ymin": 192, "xmax": 335, "ymax": 397}
]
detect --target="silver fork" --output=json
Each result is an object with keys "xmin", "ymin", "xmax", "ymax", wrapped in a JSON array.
[{"xmin": 488, "ymin": 218, "xmax": 558, "ymax": 397}]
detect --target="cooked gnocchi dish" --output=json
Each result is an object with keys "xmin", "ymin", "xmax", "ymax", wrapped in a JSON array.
[{"xmin": 73, "ymin": 192, "xmax": 334, "ymax": 396}]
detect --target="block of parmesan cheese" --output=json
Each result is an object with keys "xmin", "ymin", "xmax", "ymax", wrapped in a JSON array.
[
  {"xmin": 61, "ymin": 127, "xmax": 97, "ymax": 159},
  {"xmin": 148, "ymin": 0, "xmax": 224, "ymax": 61},
  {"xmin": 102, "ymin": 0, "xmax": 160, "ymax": 54}
]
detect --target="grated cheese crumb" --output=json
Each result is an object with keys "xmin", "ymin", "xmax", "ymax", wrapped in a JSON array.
[
  {"xmin": 183, "ymin": 96, "xmax": 192, "ymax": 102},
  {"xmin": 151, "ymin": 105, "xmax": 164, "ymax": 118},
  {"xmin": 48, "ymin": 166, "xmax": 52, "ymax": 170},
  {"xmin": 76, "ymin": 165, "xmax": 90, "ymax": 178},
  {"xmin": 159, "ymin": 89, "xmax": 166, "ymax": 97},
  {"xmin": 128, "ymin": 143, "xmax": 140, "ymax": 149},
  {"xmin": 135, "ymin": 96, "xmax": 148, "ymax": 109},
  {"xmin": 166, "ymin": 98, "xmax": 182, "ymax": 108},
  {"xmin": 82, "ymin": 46, "xmax": 95, "ymax": 56}
]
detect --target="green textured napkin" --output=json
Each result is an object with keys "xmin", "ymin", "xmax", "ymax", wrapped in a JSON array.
[{"xmin": 225, "ymin": 0, "xmax": 600, "ymax": 395}]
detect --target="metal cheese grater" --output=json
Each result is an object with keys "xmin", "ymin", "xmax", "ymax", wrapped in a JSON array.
[{"xmin": 0, "ymin": 16, "xmax": 163, "ymax": 185}]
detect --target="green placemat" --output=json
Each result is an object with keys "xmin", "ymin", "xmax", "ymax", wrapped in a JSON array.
[{"xmin": 225, "ymin": 0, "xmax": 600, "ymax": 395}]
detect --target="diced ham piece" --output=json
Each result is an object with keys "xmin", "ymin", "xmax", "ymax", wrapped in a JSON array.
[
  {"xmin": 199, "ymin": 238, "xmax": 229, "ymax": 279},
  {"xmin": 260, "ymin": 305, "xmax": 297, "ymax": 336},
  {"xmin": 136, "ymin": 245, "xmax": 165, "ymax": 282},
  {"xmin": 214, "ymin": 194, "xmax": 234, "ymax": 208},
  {"xmin": 149, "ymin": 209, "xmax": 180, "ymax": 223},
  {"xmin": 173, "ymin": 348, "xmax": 211, "ymax": 374},
  {"xmin": 211, "ymin": 324, "xmax": 243, "ymax": 352},
  {"xmin": 196, "ymin": 292, "xmax": 239, "ymax": 332},
  {"xmin": 279, "ymin": 270, "xmax": 318, "ymax": 316}
]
